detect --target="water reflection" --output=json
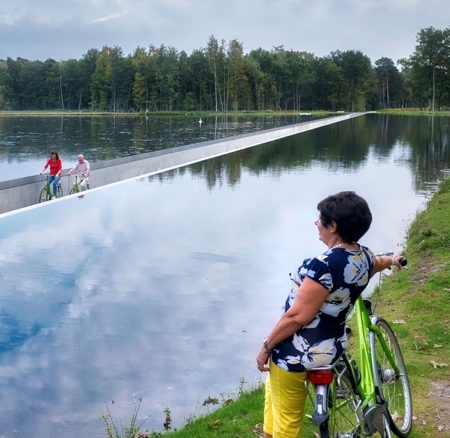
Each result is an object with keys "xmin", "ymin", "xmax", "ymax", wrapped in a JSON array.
[
  {"xmin": 185, "ymin": 115, "xmax": 450, "ymax": 194},
  {"xmin": 0, "ymin": 115, "xmax": 449, "ymax": 437},
  {"xmin": 0, "ymin": 114, "xmax": 319, "ymax": 181}
]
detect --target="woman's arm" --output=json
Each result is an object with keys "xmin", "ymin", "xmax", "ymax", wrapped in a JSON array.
[
  {"xmin": 39, "ymin": 160, "xmax": 49, "ymax": 175},
  {"xmin": 256, "ymin": 277, "xmax": 329, "ymax": 371},
  {"xmin": 371, "ymin": 254, "xmax": 403, "ymax": 277},
  {"xmin": 56, "ymin": 160, "xmax": 62, "ymax": 177}
]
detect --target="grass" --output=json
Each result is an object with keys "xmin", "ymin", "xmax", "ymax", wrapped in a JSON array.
[{"xmin": 376, "ymin": 108, "xmax": 450, "ymax": 117}]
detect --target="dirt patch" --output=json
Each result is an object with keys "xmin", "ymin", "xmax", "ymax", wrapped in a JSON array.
[{"xmin": 426, "ymin": 380, "xmax": 450, "ymax": 434}]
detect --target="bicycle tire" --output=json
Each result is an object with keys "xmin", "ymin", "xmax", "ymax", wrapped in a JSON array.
[
  {"xmin": 370, "ymin": 318, "xmax": 413, "ymax": 437},
  {"xmin": 325, "ymin": 373, "xmax": 365, "ymax": 438},
  {"xmin": 69, "ymin": 187, "xmax": 78, "ymax": 195},
  {"xmin": 39, "ymin": 187, "xmax": 49, "ymax": 203},
  {"xmin": 56, "ymin": 184, "xmax": 63, "ymax": 198}
]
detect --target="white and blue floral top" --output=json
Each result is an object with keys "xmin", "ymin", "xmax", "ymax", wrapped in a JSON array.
[{"xmin": 271, "ymin": 245, "xmax": 375, "ymax": 372}]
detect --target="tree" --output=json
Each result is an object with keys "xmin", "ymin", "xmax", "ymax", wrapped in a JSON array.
[
  {"xmin": 374, "ymin": 57, "xmax": 403, "ymax": 108},
  {"xmin": 78, "ymin": 49, "xmax": 99, "ymax": 110},
  {"xmin": 131, "ymin": 46, "xmax": 156, "ymax": 111},
  {"xmin": 409, "ymin": 27, "xmax": 450, "ymax": 112},
  {"xmin": 226, "ymin": 39, "xmax": 245, "ymax": 111},
  {"xmin": 248, "ymin": 48, "xmax": 278, "ymax": 110},
  {"xmin": 153, "ymin": 45, "xmax": 180, "ymax": 111},
  {"xmin": 0, "ymin": 60, "xmax": 10, "ymax": 109},
  {"xmin": 331, "ymin": 50, "xmax": 374, "ymax": 111},
  {"xmin": 206, "ymin": 35, "xmax": 226, "ymax": 112},
  {"xmin": 189, "ymin": 48, "xmax": 211, "ymax": 111},
  {"xmin": 90, "ymin": 46, "xmax": 133, "ymax": 111}
]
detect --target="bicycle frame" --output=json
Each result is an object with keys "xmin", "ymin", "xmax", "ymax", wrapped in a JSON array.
[
  {"xmin": 44, "ymin": 181, "xmax": 52, "ymax": 195},
  {"xmin": 308, "ymin": 284, "xmax": 409, "ymax": 436},
  {"xmin": 353, "ymin": 297, "xmax": 394, "ymax": 433},
  {"xmin": 69, "ymin": 174, "xmax": 89, "ymax": 194},
  {"xmin": 357, "ymin": 299, "xmax": 400, "ymax": 401},
  {"xmin": 73, "ymin": 176, "xmax": 81, "ymax": 192},
  {"xmin": 39, "ymin": 176, "xmax": 62, "ymax": 202}
]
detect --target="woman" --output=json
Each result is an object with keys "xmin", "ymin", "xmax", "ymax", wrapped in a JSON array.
[
  {"xmin": 256, "ymin": 191, "xmax": 404, "ymax": 438},
  {"xmin": 39, "ymin": 151, "xmax": 62, "ymax": 198}
]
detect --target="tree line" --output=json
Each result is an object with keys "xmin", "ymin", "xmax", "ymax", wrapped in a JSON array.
[{"xmin": 0, "ymin": 27, "xmax": 449, "ymax": 113}]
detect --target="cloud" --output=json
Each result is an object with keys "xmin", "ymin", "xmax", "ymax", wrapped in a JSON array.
[
  {"xmin": 90, "ymin": 12, "xmax": 127, "ymax": 24},
  {"xmin": 1, "ymin": 0, "xmax": 450, "ymax": 62}
]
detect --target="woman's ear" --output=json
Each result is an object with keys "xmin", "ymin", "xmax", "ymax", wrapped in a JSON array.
[{"xmin": 329, "ymin": 220, "xmax": 337, "ymax": 233}]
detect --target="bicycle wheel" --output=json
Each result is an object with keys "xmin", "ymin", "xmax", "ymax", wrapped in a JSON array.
[
  {"xmin": 39, "ymin": 187, "xmax": 49, "ymax": 203},
  {"xmin": 69, "ymin": 187, "xmax": 78, "ymax": 195},
  {"xmin": 326, "ymin": 374, "xmax": 365, "ymax": 437},
  {"xmin": 56, "ymin": 184, "xmax": 63, "ymax": 198},
  {"xmin": 370, "ymin": 318, "xmax": 413, "ymax": 437}
]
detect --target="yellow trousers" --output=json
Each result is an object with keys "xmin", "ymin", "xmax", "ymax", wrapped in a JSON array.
[{"xmin": 264, "ymin": 361, "xmax": 308, "ymax": 437}]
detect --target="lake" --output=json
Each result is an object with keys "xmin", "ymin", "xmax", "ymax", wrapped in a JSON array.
[
  {"xmin": 0, "ymin": 113, "xmax": 449, "ymax": 437},
  {"xmin": 0, "ymin": 113, "xmax": 320, "ymax": 181}
]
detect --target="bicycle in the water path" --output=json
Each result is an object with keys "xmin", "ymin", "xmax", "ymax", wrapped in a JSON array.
[
  {"xmin": 38, "ymin": 175, "xmax": 63, "ymax": 203},
  {"xmin": 68, "ymin": 174, "xmax": 90, "ymax": 195}
]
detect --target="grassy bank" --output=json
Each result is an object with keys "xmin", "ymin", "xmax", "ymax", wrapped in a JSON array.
[
  {"xmin": 125, "ymin": 178, "xmax": 450, "ymax": 438},
  {"xmin": 376, "ymin": 108, "xmax": 450, "ymax": 117}
]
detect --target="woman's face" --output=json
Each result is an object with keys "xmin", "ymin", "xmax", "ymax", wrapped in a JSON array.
[
  {"xmin": 51, "ymin": 153, "xmax": 57, "ymax": 160},
  {"xmin": 315, "ymin": 216, "xmax": 335, "ymax": 246}
]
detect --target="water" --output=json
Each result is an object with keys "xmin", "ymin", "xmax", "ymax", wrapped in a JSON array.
[
  {"xmin": 0, "ymin": 114, "xmax": 320, "ymax": 181},
  {"xmin": 0, "ymin": 114, "xmax": 449, "ymax": 438}
]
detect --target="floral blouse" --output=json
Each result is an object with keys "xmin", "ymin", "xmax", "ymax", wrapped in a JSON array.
[{"xmin": 271, "ymin": 245, "xmax": 375, "ymax": 372}]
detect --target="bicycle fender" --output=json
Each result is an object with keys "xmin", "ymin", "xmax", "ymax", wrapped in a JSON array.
[
  {"xmin": 364, "ymin": 404, "xmax": 389, "ymax": 435},
  {"xmin": 311, "ymin": 385, "xmax": 330, "ymax": 426}
]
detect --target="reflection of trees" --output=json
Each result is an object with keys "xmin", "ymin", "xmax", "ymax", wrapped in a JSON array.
[
  {"xmin": 378, "ymin": 115, "xmax": 450, "ymax": 192},
  {"xmin": 186, "ymin": 115, "xmax": 450, "ymax": 193},
  {"xmin": 189, "ymin": 154, "xmax": 242, "ymax": 191},
  {"xmin": 3, "ymin": 114, "xmax": 449, "ymax": 193},
  {"xmin": 189, "ymin": 117, "xmax": 378, "ymax": 189},
  {"xmin": 0, "ymin": 115, "xmax": 307, "ymax": 168},
  {"xmin": 411, "ymin": 117, "xmax": 450, "ymax": 192}
]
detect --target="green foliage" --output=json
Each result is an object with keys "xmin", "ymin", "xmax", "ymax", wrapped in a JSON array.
[
  {"xmin": 102, "ymin": 403, "xmax": 149, "ymax": 438},
  {"xmin": 163, "ymin": 382, "xmax": 265, "ymax": 438},
  {"xmin": 372, "ymin": 177, "xmax": 450, "ymax": 436},
  {"xmin": 9, "ymin": 26, "xmax": 450, "ymax": 112}
]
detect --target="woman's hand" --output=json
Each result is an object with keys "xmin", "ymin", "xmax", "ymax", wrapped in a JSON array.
[
  {"xmin": 256, "ymin": 278, "xmax": 329, "ymax": 372},
  {"xmin": 256, "ymin": 347, "xmax": 270, "ymax": 372},
  {"xmin": 391, "ymin": 255, "xmax": 405, "ymax": 270}
]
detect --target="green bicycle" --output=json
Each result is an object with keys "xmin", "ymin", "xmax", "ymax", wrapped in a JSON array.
[
  {"xmin": 69, "ymin": 174, "xmax": 90, "ymax": 195},
  {"xmin": 39, "ymin": 176, "xmax": 63, "ymax": 203},
  {"xmin": 306, "ymin": 252, "xmax": 413, "ymax": 438}
]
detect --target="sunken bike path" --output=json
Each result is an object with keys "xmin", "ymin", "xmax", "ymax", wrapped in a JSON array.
[{"xmin": 0, "ymin": 113, "xmax": 366, "ymax": 215}]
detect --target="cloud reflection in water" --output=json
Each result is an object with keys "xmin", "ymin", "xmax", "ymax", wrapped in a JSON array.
[{"xmin": 0, "ymin": 149, "xmax": 424, "ymax": 437}]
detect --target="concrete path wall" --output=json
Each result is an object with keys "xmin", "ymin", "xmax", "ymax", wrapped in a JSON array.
[{"xmin": 0, "ymin": 113, "xmax": 365, "ymax": 214}]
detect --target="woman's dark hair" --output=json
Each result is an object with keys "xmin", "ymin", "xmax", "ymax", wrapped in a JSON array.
[
  {"xmin": 317, "ymin": 191, "xmax": 372, "ymax": 243},
  {"xmin": 50, "ymin": 151, "xmax": 59, "ymax": 160}
]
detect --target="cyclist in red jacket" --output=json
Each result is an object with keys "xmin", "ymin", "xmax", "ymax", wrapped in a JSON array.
[{"xmin": 39, "ymin": 151, "xmax": 62, "ymax": 198}]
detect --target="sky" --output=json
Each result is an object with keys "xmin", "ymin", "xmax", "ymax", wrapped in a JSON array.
[{"xmin": 1, "ymin": 0, "xmax": 449, "ymax": 64}]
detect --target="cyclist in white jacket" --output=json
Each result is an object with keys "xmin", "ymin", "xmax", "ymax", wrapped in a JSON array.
[{"xmin": 68, "ymin": 154, "xmax": 90, "ymax": 191}]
